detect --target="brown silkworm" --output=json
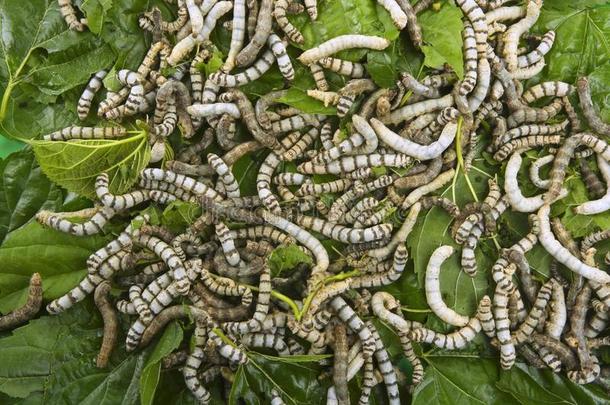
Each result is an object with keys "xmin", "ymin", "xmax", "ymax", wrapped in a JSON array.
[
  {"xmin": 0, "ymin": 273, "xmax": 43, "ymax": 331},
  {"xmin": 94, "ymin": 281, "xmax": 118, "ymax": 368}
]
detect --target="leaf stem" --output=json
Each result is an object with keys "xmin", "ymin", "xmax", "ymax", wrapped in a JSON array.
[
  {"xmin": 298, "ymin": 270, "xmax": 360, "ymax": 320},
  {"xmin": 455, "ymin": 116, "xmax": 479, "ymax": 202},
  {"xmin": 212, "ymin": 327, "xmax": 237, "ymax": 348}
]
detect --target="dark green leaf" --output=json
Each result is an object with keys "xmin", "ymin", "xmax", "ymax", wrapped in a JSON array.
[
  {"xmin": 140, "ymin": 322, "xmax": 184, "ymax": 405},
  {"xmin": 367, "ymin": 36, "xmax": 423, "ymax": 88},
  {"xmin": 0, "ymin": 148, "xmax": 64, "ymax": 244},
  {"xmin": 0, "ymin": 221, "xmax": 110, "ymax": 313},
  {"xmin": 418, "ymin": 2, "xmax": 464, "ymax": 78},
  {"xmin": 268, "ymin": 245, "xmax": 313, "ymax": 276}
]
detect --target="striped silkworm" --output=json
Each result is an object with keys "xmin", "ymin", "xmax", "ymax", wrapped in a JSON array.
[
  {"xmin": 209, "ymin": 49, "xmax": 276, "ymax": 87},
  {"xmin": 455, "ymin": 0, "xmax": 488, "ymax": 55},
  {"xmin": 294, "ymin": 214, "xmax": 392, "ymax": 244},
  {"xmin": 273, "ymin": 0, "xmax": 304, "ymax": 44},
  {"xmin": 501, "ymin": 0, "xmax": 542, "ymax": 72},
  {"xmin": 408, "ymin": 299, "xmax": 485, "ymax": 350},
  {"xmin": 95, "ymin": 173, "xmax": 149, "ymax": 210},
  {"xmin": 77, "ymin": 70, "xmax": 107, "ymax": 120},
  {"xmin": 236, "ymin": 0, "xmax": 272, "ymax": 67},
  {"xmin": 297, "ymin": 153, "xmax": 411, "ymax": 175},
  {"xmin": 538, "ymin": 204, "xmax": 610, "ymax": 284},
  {"xmin": 309, "ymin": 63, "xmax": 330, "ymax": 91},
  {"xmin": 574, "ymin": 154, "xmax": 610, "ymax": 215},
  {"xmin": 493, "ymin": 134, "xmax": 562, "ymax": 161},
  {"xmin": 511, "ymin": 280, "xmax": 554, "ymax": 345},
  {"xmin": 330, "ymin": 297, "xmax": 376, "ymax": 359},
  {"xmin": 58, "ymin": 0, "xmax": 86, "ymax": 31},
  {"xmin": 94, "ymin": 281, "xmax": 118, "ymax": 368},
  {"xmin": 493, "ymin": 264, "xmax": 517, "ymax": 369},
  {"xmin": 336, "ymin": 79, "xmax": 377, "ymax": 117},
  {"xmin": 521, "ymin": 81, "xmax": 572, "ymax": 104},
  {"xmin": 0, "ymin": 273, "xmax": 43, "ymax": 331},
  {"xmin": 43, "ymin": 126, "xmax": 127, "ymax": 141},
  {"xmin": 518, "ymin": 31, "xmax": 555, "ymax": 67},
  {"xmin": 579, "ymin": 157, "xmax": 606, "ymax": 199},
  {"xmin": 268, "ymin": 34, "xmax": 294, "ymax": 82},
  {"xmin": 298, "ymin": 35, "xmax": 390, "ymax": 65},
  {"xmin": 506, "ymin": 98, "xmax": 564, "ymax": 128},
  {"xmin": 425, "ymin": 246, "xmax": 471, "ymax": 327},
  {"xmin": 318, "ymin": 57, "xmax": 365, "ymax": 78},
  {"xmin": 36, "ymin": 206, "xmax": 116, "ymax": 236},
  {"xmin": 577, "ymin": 77, "xmax": 610, "ymax": 136}
]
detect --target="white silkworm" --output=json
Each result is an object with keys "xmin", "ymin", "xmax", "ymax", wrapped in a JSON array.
[
  {"xmin": 207, "ymin": 153, "xmax": 240, "ymax": 198},
  {"xmin": 521, "ymin": 81, "xmax": 572, "ymax": 104},
  {"xmin": 502, "ymin": 0, "xmax": 542, "ymax": 72},
  {"xmin": 529, "ymin": 154, "xmax": 554, "ymax": 189},
  {"xmin": 460, "ymin": 24, "xmax": 478, "ymax": 96},
  {"xmin": 187, "ymin": 103, "xmax": 241, "ymax": 118},
  {"xmin": 330, "ymin": 297, "xmax": 376, "ymax": 359},
  {"xmin": 268, "ymin": 34, "xmax": 294, "ymax": 81},
  {"xmin": 371, "ymin": 119, "xmax": 456, "ymax": 160},
  {"xmin": 43, "ymin": 126, "xmax": 126, "ymax": 141},
  {"xmin": 518, "ymin": 31, "xmax": 555, "ymax": 68},
  {"xmin": 77, "ymin": 70, "xmax": 107, "ymax": 120},
  {"xmin": 468, "ymin": 57, "xmax": 491, "ymax": 111},
  {"xmin": 261, "ymin": 210, "xmax": 329, "ymax": 283},
  {"xmin": 215, "ymin": 222, "xmax": 243, "ymax": 267},
  {"xmin": 298, "ymin": 35, "xmax": 390, "ymax": 65},
  {"xmin": 383, "ymin": 94, "xmax": 454, "ymax": 125},
  {"xmin": 209, "ymin": 49, "xmax": 276, "ymax": 87},
  {"xmin": 298, "ymin": 153, "xmax": 411, "ymax": 175},
  {"xmin": 318, "ymin": 57, "xmax": 365, "ymax": 78},
  {"xmin": 455, "ymin": 0, "xmax": 488, "ymax": 54},
  {"xmin": 425, "ymin": 245, "xmax": 470, "ymax": 327},
  {"xmin": 505, "ymin": 152, "xmax": 566, "ymax": 213},
  {"xmin": 574, "ymin": 154, "xmax": 610, "ymax": 215},
  {"xmin": 538, "ymin": 204, "xmax": 610, "ymax": 284},
  {"xmin": 141, "ymin": 169, "xmax": 223, "ymax": 201},
  {"xmin": 376, "ymin": 0, "xmax": 407, "ymax": 29},
  {"xmin": 257, "ymin": 152, "xmax": 282, "ymax": 214},
  {"xmin": 95, "ymin": 173, "xmax": 149, "ymax": 210},
  {"xmin": 274, "ymin": 0, "xmax": 304, "ymax": 44},
  {"xmin": 224, "ymin": 0, "xmax": 246, "ymax": 71},
  {"xmin": 36, "ymin": 206, "xmax": 116, "ymax": 236}
]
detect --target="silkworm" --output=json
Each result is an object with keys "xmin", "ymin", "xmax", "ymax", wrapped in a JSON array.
[
  {"xmin": 351, "ymin": 244, "xmax": 407, "ymax": 289},
  {"xmin": 460, "ymin": 24, "xmax": 478, "ymax": 96},
  {"xmin": 58, "ymin": 0, "xmax": 86, "ymax": 31},
  {"xmin": 273, "ymin": 0, "xmax": 304, "ymax": 44},
  {"xmin": 92, "ymin": 281, "xmax": 118, "ymax": 368},
  {"xmin": 298, "ymin": 153, "xmax": 411, "ymax": 175},
  {"xmin": 538, "ymin": 204, "xmax": 610, "ymax": 283},
  {"xmin": 579, "ymin": 157, "xmax": 606, "ymax": 199},
  {"xmin": 268, "ymin": 34, "xmax": 294, "ymax": 82},
  {"xmin": 493, "ymin": 265, "xmax": 516, "ymax": 369},
  {"xmin": 501, "ymin": 0, "xmax": 542, "ymax": 71},
  {"xmin": 0, "ymin": 273, "xmax": 43, "ymax": 331},
  {"xmin": 521, "ymin": 81, "xmax": 572, "ymax": 104},
  {"xmin": 574, "ymin": 154, "xmax": 610, "ymax": 215},
  {"xmin": 400, "ymin": 169, "xmax": 455, "ymax": 209},
  {"xmin": 577, "ymin": 77, "xmax": 610, "ymax": 136},
  {"xmin": 409, "ymin": 309, "xmax": 482, "ymax": 350},
  {"xmin": 493, "ymin": 134, "xmax": 562, "ymax": 161},
  {"xmin": 298, "ymin": 35, "xmax": 390, "ymax": 65},
  {"xmin": 376, "ymin": 0, "xmax": 407, "ymax": 29},
  {"xmin": 455, "ymin": 0, "xmax": 488, "ymax": 55},
  {"xmin": 425, "ymin": 245, "xmax": 471, "ymax": 326},
  {"xmin": 141, "ymin": 169, "xmax": 223, "ymax": 201},
  {"xmin": 36, "ymin": 206, "xmax": 116, "ymax": 236},
  {"xmin": 511, "ymin": 280, "xmax": 554, "ymax": 345},
  {"xmin": 295, "ymin": 214, "xmax": 392, "ymax": 244},
  {"xmin": 236, "ymin": 0, "xmax": 272, "ymax": 67},
  {"xmin": 317, "ymin": 57, "xmax": 365, "ymax": 78},
  {"xmin": 273, "ymin": 115, "xmax": 319, "ymax": 135},
  {"xmin": 48, "ymin": 250, "xmax": 132, "ymax": 314},
  {"xmin": 296, "ymin": 179, "xmax": 352, "ymax": 196},
  {"xmin": 187, "ymin": 103, "xmax": 241, "ymax": 118},
  {"xmin": 209, "ymin": 49, "xmax": 276, "ymax": 87},
  {"xmin": 76, "ymin": 70, "xmax": 107, "ymax": 120},
  {"xmin": 43, "ymin": 126, "xmax": 127, "ymax": 141}
]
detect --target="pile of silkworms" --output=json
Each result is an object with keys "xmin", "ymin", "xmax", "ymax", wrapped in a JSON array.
[{"xmin": 4, "ymin": 0, "xmax": 608, "ymax": 402}]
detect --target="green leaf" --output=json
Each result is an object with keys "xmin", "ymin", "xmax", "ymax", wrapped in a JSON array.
[
  {"xmin": 30, "ymin": 132, "xmax": 151, "ymax": 198},
  {"xmin": 277, "ymin": 88, "xmax": 337, "ymax": 115},
  {"xmin": 418, "ymin": 2, "xmax": 464, "ymax": 78},
  {"xmin": 367, "ymin": 36, "xmax": 423, "ymax": 88},
  {"xmin": 496, "ymin": 362, "xmax": 610, "ymax": 404},
  {"xmin": 140, "ymin": 322, "xmax": 184, "ymax": 405},
  {"xmin": 412, "ymin": 356, "xmax": 517, "ymax": 405},
  {"xmin": 161, "ymin": 201, "xmax": 201, "ymax": 234},
  {"xmin": 0, "ymin": 302, "xmax": 147, "ymax": 403},
  {"xmin": 0, "ymin": 221, "xmax": 110, "ymax": 313},
  {"xmin": 407, "ymin": 167, "xmax": 494, "ymax": 318},
  {"xmin": 82, "ymin": 0, "xmax": 114, "ymax": 34},
  {"xmin": 0, "ymin": 136, "xmax": 24, "ymax": 158},
  {"xmin": 533, "ymin": 2, "xmax": 610, "ymax": 83},
  {"xmin": 230, "ymin": 353, "xmax": 326, "ymax": 405},
  {"xmin": 268, "ymin": 245, "xmax": 313, "ymax": 276},
  {"xmin": 290, "ymin": 0, "xmax": 399, "ymax": 60},
  {"xmin": 0, "ymin": 148, "xmax": 64, "ymax": 244}
]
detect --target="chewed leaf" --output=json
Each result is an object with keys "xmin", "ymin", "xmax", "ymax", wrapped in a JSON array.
[
  {"xmin": 277, "ymin": 88, "xmax": 337, "ymax": 115},
  {"xmin": 29, "ymin": 132, "xmax": 150, "ymax": 198},
  {"xmin": 268, "ymin": 244, "xmax": 313, "ymax": 276},
  {"xmin": 418, "ymin": 2, "xmax": 464, "ymax": 78}
]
